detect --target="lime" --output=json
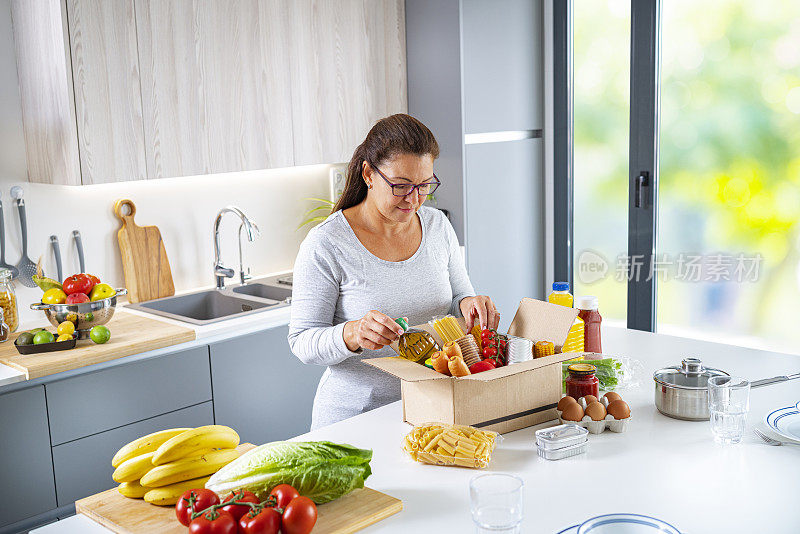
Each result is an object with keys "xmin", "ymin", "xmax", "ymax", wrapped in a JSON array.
[
  {"xmin": 90, "ymin": 325, "xmax": 111, "ymax": 344},
  {"xmin": 33, "ymin": 330, "xmax": 56, "ymax": 345},
  {"xmin": 57, "ymin": 321, "xmax": 76, "ymax": 336},
  {"xmin": 56, "ymin": 334, "xmax": 73, "ymax": 342},
  {"xmin": 15, "ymin": 332, "xmax": 35, "ymax": 346}
]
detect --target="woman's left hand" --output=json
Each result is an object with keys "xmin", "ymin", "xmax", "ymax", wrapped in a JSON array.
[{"xmin": 460, "ymin": 295, "xmax": 500, "ymax": 332}]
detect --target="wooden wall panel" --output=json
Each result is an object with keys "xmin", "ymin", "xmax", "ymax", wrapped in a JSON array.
[{"xmin": 67, "ymin": 0, "xmax": 147, "ymax": 184}]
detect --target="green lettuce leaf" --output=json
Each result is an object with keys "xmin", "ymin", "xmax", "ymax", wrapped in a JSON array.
[{"xmin": 206, "ymin": 441, "xmax": 372, "ymax": 504}]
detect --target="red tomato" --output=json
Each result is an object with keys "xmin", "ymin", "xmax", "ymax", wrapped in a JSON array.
[
  {"xmin": 220, "ymin": 489, "xmax": 260, "ymax": 522},
  {"xmin": 282, "ymin": 497, "xmax": 318, "ymax": 534},
  {"xmin": 62, "ymin": 274, "xmax": 94, "ymax": 295},
  {"xmin": 189, "ymin": 510, "xmax": 237, "ymax": 534},
  {"xmin": 269, "ymin": 484, "xmax": 300, "ymax": 509},
  {"xmin": 499, "ymin": 340, "xmax": 507, "ymax": 350},
  {"xmin": 480, "ymin": 329, "xmax": 494, "ymax": 340},
  {"xmin": 483, "ymin": 339, "xmax": 497, "ymax": 348},
  {"xmin": 239, "ymin": 506, "xmax": 281, "ymax": 534},
  {"xmin": 482, "ymin": 346, "xmax": 497, "ymax": 358},
  {"xmin": 469, "ymin": 360, "xmax": 496, "ymax": 374},
  {"xmin": 85, "ymin": 273, "xmax": 101, "ymax": 286},
  {"xmin": 175, "ymin": 489, "xmax": 220, "ymax": 527}
]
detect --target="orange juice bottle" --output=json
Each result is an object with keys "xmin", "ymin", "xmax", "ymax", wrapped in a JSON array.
[{"xmin": 548, "ymin": 282, "xmax": 585, "ymax": 354}]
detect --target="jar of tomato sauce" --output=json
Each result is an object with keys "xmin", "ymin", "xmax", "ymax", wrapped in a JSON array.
[{"xmin": 565, "ymin": 363, "xmax": 599, "ymax": 400}]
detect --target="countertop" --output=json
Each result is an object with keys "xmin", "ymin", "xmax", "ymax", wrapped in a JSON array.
[
  {"xmin": 34, "ymin": 326, "xmax": 800, "ymax": 533},
  {"xmin": 0, "ymin": 274, "xmax": 294, "ymax": 387}
]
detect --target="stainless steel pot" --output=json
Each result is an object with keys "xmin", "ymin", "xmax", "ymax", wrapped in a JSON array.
[
  {"xmin": 653, "ymin": 357, "xmax": 800, "ymax": 421},
  {"xmin": 30, "ymin": 288, "xmax": 127, "ymax": 338}
]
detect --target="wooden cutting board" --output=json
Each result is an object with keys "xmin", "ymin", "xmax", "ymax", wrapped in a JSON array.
[
  {"xmin": 114, "ymin": 199, "xmax": 175, "ymax": 303},
  {"xmin": 77, "ymin": 485, "xmax": 402, "ymax": 534},
  {"xmin": 0, "ymin": 310, "xmax": 195, "ymax": 379}
]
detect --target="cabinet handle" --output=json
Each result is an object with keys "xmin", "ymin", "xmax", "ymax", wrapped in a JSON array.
[{"xmin": 634, "ymin": 171, "xmax": 649, "ymax": 208}]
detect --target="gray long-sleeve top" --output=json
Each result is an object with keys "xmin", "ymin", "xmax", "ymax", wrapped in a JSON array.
[{"xmin": 288, "ymin": 206, "xmax": 476, "ymax": 429}]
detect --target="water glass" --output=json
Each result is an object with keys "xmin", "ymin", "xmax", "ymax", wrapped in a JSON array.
[
  {"xmin": 708, "ymin": 375, "xmax": 750, "ymax": 444},
  {"xmin": 470, "ymin": 473, "xmax": 524, "ymax": 534}
]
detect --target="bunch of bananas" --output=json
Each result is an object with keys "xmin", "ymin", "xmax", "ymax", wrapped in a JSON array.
[{"xmin": 111, "ymin": 425, "xmax": 241, "ymax": 505}]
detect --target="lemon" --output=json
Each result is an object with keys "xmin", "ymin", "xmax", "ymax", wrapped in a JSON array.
[
  {"xmin": 42, "ymin": 288, "xmax": 67, "ymax": 305},
  {"xmin": 57, "ymin": 321, "xmax": 76, "ymax": 336},
  {"xmin": 56, "ymin": 334, "xmax": 73, "ymax": 342}
]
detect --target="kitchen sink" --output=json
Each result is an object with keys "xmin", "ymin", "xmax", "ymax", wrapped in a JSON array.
[
  {"xmin": 128, "ymin": 289, "xmax": 282, "ymax": 325},
  {"xmin": 232, "ymin": 283, "xmax": 292, "ymax": 302}
]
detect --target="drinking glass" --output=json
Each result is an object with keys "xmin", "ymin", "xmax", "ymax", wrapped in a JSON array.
[
  {"xmin": 469, "ymin": 473, "xmax": 524, "ymax": 534},
  {"xmin": 708, "ymin": 375, "xmax": 750, "ymax": 444}
]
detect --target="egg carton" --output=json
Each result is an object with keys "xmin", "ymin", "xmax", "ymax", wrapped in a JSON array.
[{"xmin": 556, "ymin": 395, "xmax": 631, "ymax": 434}]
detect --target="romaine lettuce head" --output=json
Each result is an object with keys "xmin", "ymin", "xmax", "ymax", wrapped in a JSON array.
[{"xmin": 206, "ymin": 441, "xmax": 372, "ymax": 504}]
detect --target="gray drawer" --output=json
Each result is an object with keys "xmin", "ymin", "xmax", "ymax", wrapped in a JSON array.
[
  {"xmin": 52, "ymin": 401, "xmax": 213, "ymax": 506},
  {"xmin": 47, "ymin": 345, "xmax": 212, "ymax": 445},
  {"xmin": 0, "ymin": 386, "xmax": 57, "ymax": 528}
]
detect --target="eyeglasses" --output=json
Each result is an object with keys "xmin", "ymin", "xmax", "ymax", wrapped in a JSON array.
[{"xmin": 368, "ymin": 161, "xmax": 441, "ymax": 197}]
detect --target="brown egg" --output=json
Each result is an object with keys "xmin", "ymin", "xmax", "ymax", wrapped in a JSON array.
[
  {"xmin": 582, "ymin": 395, "xmax": 598, "ymax": 405},
  {"xmin": 603, "ymin": 392, "xmax": 622, "ymax": 404},
  {"xmin": 607, "ymin": 400, "xmax": 631, "ymax": 420},
  {"xmin": 561, "ymin": 403, "xmax": 584, "ymax": 422},
  {"xmin": 557, "ymin": 396, "xmax": 578, "ymax": 411},
  {"xmin": 585, "ymin": 401, "xmax": 607, "ymax": 421}
]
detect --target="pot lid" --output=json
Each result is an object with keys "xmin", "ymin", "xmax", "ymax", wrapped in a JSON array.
[{"xmin": 653, "ymin": 358, "xmax": 729, "ymax": 390}]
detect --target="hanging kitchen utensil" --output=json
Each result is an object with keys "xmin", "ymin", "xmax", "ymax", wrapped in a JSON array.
[
  {"xmin": 113, "ymin": 199, "xmax": 174, "ymax": 303},
  {"xmin": 72, "ymin": 230, "xmax": 85, "ymax": 273},
  {"xmin": 50, "ymin": 235, "xmax": 63, "ymax": 281},
  {"xmin": 10, "ymin": 186, "xmax": 36, "ymax": 287},
  {"xmin": 653, "ymin": 357, "xmax": 800, "ymax": 421},
  {"xmin": 0, "ymin": 192, "xmax": 19, "ymax": 279}
]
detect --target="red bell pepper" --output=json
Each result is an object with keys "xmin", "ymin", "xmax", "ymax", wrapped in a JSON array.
[{"xmin": 469, "ymin": 360, "xmax": 496, "ymax": 374}]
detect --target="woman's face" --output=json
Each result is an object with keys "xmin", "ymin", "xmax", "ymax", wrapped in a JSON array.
[{"xmin": 364, "ymin": 153, "xmax": 435, "ymax": 224}]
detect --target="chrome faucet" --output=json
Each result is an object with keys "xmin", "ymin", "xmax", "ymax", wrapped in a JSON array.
[{"xmin": 213, "ymin": 207, "xmax": 260, "ymax": 289}]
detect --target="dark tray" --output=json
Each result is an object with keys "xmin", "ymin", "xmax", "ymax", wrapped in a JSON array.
[{"xmin": 15, "ymin": 337, "xmax": 77, "ymax": 355}]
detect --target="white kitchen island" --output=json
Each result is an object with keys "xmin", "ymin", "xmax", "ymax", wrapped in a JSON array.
[{"xmin": 34, "ymin": 327, "xmax": 800, "ymax": 534}]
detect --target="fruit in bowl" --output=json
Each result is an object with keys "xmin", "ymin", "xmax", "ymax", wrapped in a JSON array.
[
  {"xmin": 89, "ymin": 283, "xmax": 115, "ymax": 301},
  {"xmin": 66, "ymin": 293, "xmax": 90, "ymax": 304}
]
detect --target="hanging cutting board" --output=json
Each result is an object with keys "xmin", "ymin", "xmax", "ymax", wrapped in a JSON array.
[
  {"xmin": 114, "ymin": 199, "xmax": 174, "ymax": 303},
  {"xmin": 77, "ymin": 482, "xmax": 402, "ymax": 534}
]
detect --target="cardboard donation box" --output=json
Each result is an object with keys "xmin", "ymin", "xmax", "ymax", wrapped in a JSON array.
[{"xmin": 364, "ymin": 298, "xmax": 581, "ymax": 434}]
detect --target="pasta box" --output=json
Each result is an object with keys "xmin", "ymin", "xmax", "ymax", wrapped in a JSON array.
[{"xmin": 364, "ymin": 298, "xmax": 581, "ymax": 434}]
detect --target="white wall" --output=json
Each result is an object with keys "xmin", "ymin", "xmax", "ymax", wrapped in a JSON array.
[{"xmin": 0, "ymin": 1, "xmax": 338, "ymax": 326}]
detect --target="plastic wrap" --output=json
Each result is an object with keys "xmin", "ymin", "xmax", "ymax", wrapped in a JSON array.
[{"xmin": 403, "ymin": 422, "xmax": 501, "ymax": 469}]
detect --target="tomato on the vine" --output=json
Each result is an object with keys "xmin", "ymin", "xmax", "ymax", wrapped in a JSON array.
[
  {"xmin": 282, "ymin": 497, "xmax": 318, "ymax": 534},
  {"xmin": 239, "ymin": 506, "xmax": 282, "ymax": 534},
  {"xmin": 482, "ymin": 346, "xmax": 497, "ymax": 358},
  {"xmin": 175, "ymin": 488, "xmax": 220, "ymax": 527},
  {"xmin": 220, "ymin": 489, "xmax": 260, "ymax": 522},
  {"xmin": 269, "ymin": 484, "xmax": 300, "ymax": 509},
  {"xmin": 189, "ymin": 509, "xmax": 237, "ymax": 534},
  {"xmin": 480, "ymin": 329, "xmax": 494, "ymax": 340}
]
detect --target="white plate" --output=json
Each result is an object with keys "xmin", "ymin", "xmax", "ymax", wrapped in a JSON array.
[
  {"xmin": 765, "ymin": 406, "xmax": 800, "ymax": 442},
  {"xmin": 556, "ymin": 514, "xmax": 681, "ymax": 534}
]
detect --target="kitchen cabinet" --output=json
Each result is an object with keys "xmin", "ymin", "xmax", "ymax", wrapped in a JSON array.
[
  {"xmin": 52, "ymin": 401, "xmax": 213, "ymax": 506},
  {"xmin": 407, "ymin": 0, "xmax": 544, "ymax": 244},
  {"xmin": 407, "ymin": 0, "xmax": 545, "ymax": 309},
  {"xmin": 134, "ymin": 0, "xmax": 295, "ymax": 179},
  {"xmin": 11, "ymin": 0, "xmax": 407, "ymax": 184},
  {"xmin": 210, "ymin": 325, "xmax": 325, "ymax": 445},
  {"xmin": 0, "ymin": 386, "xmax": 57, "ymax": 528},
  {"xmin": 465, "ymin": 139, "xmax": 543, "ymax": 331},
  {"xmin": 46, "ymin": 345, "xmax": 212, "ymax": 445},
  {"xmin": 288, "ymin": 0, "xmax": 407, "ymax": 165}
]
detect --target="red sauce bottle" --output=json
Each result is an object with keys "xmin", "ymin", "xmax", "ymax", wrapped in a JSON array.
[
  {"xmin": 565, "ymin": 363, "xmax": 600, "ymax": 400},
  {"xmin": 576, "ymin": 296, "xmax": 602, "ymax": 353}
]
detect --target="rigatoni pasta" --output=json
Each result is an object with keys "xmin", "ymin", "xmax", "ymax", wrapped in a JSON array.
[{"xmin": 403, "ymin": 422, "xmax": 500, "ymax": 468}]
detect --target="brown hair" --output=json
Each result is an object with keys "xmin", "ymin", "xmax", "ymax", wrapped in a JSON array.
[{"xmin": 333, "ymin": 114, "xmax": 440, "ymax": 212}]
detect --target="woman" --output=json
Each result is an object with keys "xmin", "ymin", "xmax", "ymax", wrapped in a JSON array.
[{"xmin": 289, "ymin": 114, "xmax": 499, "ymax": 430}]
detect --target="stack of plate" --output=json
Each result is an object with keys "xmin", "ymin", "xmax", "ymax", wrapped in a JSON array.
[
  {"xmin": 765, "ymin": 401, "xmax": 800, "ymax": 442},
  {"xmin": 455, "ymin": 335, "xmax": 481, "ymax": 367},
  {"xmin": 507, "ymin": 336, "xmax": 533, "ymax": 364}
]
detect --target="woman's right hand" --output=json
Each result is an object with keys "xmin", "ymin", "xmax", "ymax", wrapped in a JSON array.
[{"xmin": 343, "ymin": 310, "xmax": 405, "ymax": 352}]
